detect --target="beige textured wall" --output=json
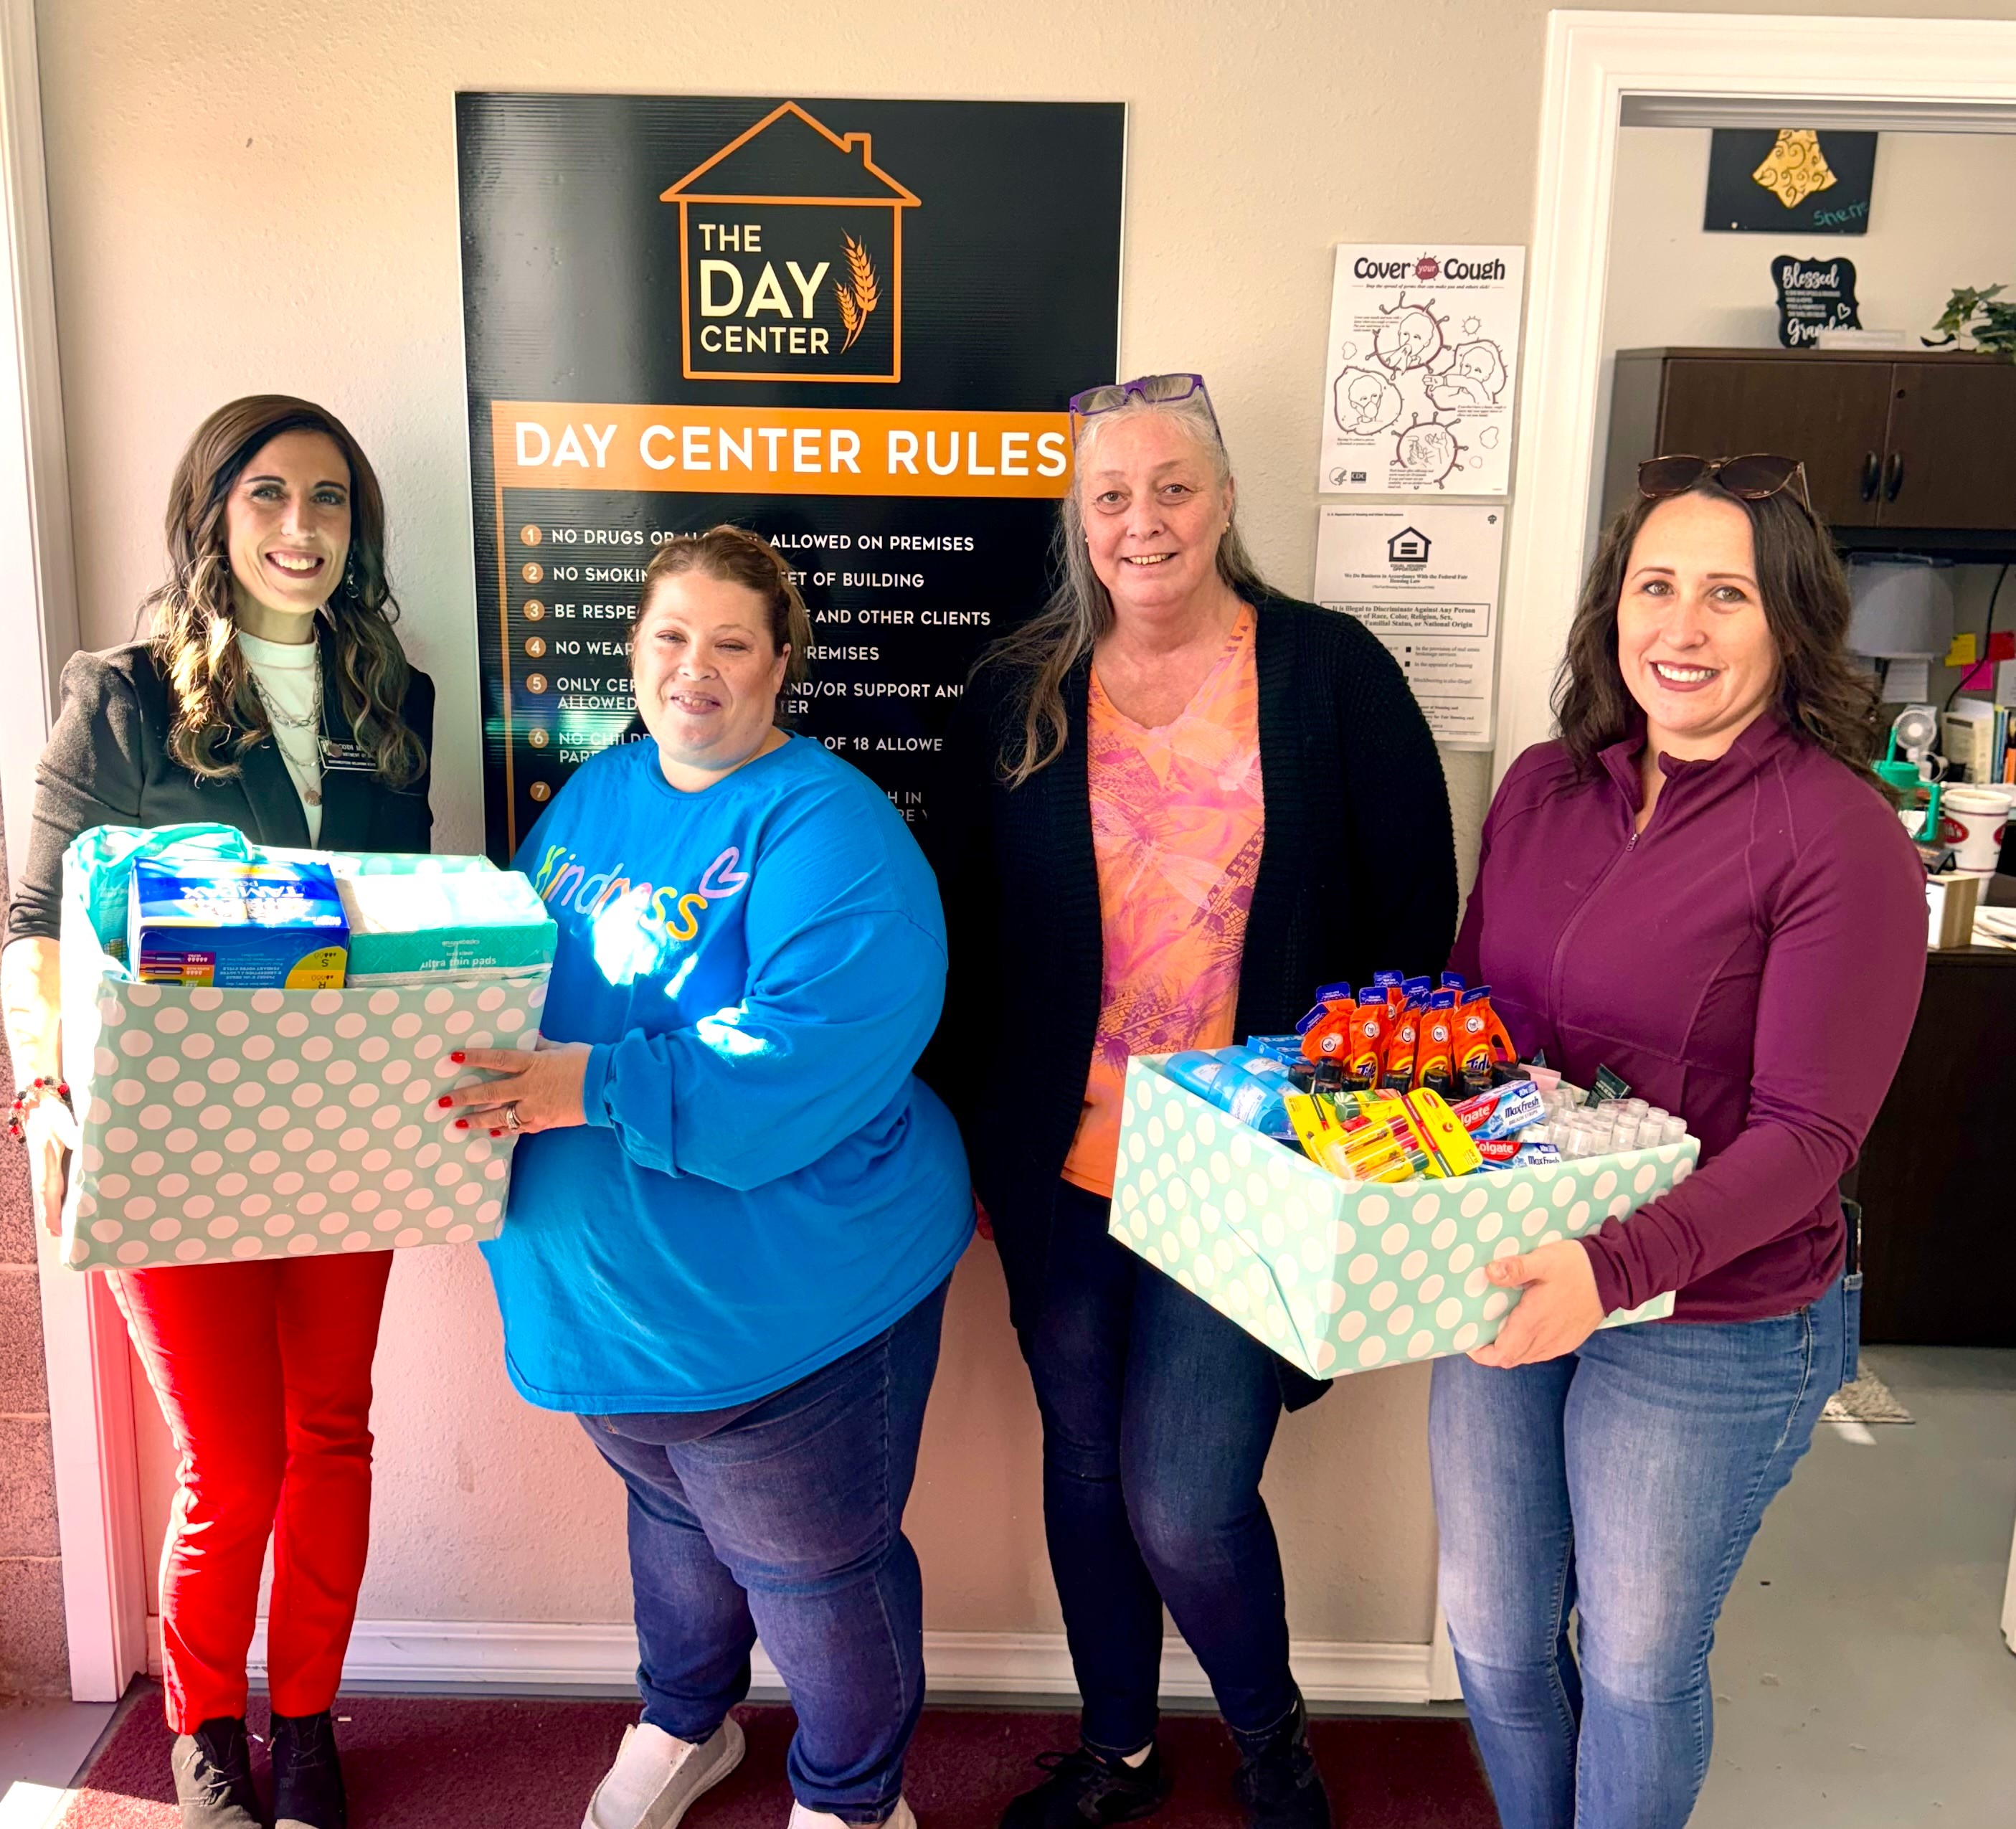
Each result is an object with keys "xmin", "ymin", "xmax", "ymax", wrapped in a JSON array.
[
  {"xmin": 0, "ymin": 813, "xmax": 69, "ymax": 1698},
  {"xmin": 41, "ymin": 0, "xmax": 2016, "ymax": 1652}
]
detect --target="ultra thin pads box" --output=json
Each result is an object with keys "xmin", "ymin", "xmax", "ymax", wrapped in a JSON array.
[
  {"xmin": 336, "ymin": 869, "xmax": 557, "ymax": 977},
  {"xmin": 128, "ymin": 859, "xmax": 349, "ymax": 989}
]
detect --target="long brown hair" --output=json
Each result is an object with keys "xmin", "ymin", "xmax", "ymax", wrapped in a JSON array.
[
  {"xmin": 982, "ymin": 389, "xmax": 1271, "ymax": 788},
  {"xmin": 1553, "ymin": 481, "xmax": 1882, "ymax": 782},
  {"xmin": 145, "ymin": 395, "xmax": 425, "ymax": 785},
  {"xmin": 635, "ymin": 524, "xmax": 813, "ymax": 690}
]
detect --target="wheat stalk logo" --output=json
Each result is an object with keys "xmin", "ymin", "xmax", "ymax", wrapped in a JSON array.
[{"xmin": 833, "ymin": 234, "xmax": 880, "ymax": 352}]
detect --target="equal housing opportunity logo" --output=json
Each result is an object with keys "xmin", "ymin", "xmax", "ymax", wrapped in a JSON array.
[{"xmin": 663, "ymin": 101, "xmax": 919, "ymax": 384}]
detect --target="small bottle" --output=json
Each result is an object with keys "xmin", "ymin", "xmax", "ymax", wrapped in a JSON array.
[{"xmin": 1661, "ymin": 1115, "xmax": 1688, "ymax": 1145}]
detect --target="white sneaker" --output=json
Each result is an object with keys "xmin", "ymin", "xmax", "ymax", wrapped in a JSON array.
[
  {"xmin": 582, "ymin": 1717, "xmax": 747, "ymax": 1829},
  {"xmin": 786, "ymin": 1797, "xmax": 917, "ymax": 1829}
]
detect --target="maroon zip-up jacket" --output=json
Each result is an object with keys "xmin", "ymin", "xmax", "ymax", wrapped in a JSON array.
[{"xmin": 1451, "ymin": 714, "xmax": 1925, "ymax": 1323}]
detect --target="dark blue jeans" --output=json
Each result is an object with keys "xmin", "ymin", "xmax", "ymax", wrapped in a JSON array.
[
  {"xmin": 582, "ymin": 1279, "xmax": 948, "ymax": 1825},
  {"xmin": 994, "ymin": 1178, "xmax": 1299, "ymax": 1758},
  {"xmin": 1429, "ymin": 1279, "xmax": 1851, "ymax": 1829}
]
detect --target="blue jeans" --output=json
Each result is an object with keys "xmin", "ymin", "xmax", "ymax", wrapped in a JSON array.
[
  {"xmin": 993, "ymin": 1178, "xmax": 1299, "ymax": 1758},
  {"xmin": 582, "ymin": 1280, "xmax": 948, "ymax": 1825},
  {"xmin": 1429, "ymin": 1280, "xmax": 1852, "ymax": 1829}
]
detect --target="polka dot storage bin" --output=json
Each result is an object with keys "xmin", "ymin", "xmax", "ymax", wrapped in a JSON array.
[
  {"xmin": 1109, "ymin": 1056, "xmax": 1685, "ymax": 1379},
  {"xmin": 58, "ymin": 970, "xmax": 546, "ymax": 1271}
]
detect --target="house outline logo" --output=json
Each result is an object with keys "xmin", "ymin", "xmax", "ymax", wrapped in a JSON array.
[
  {"xmin": 1388, "ymin": 526, "xmax": 1431, "ymax": 564},
  {"xmin": 661, "ymin": 101, "xmax": 919, "ymax": 384}
]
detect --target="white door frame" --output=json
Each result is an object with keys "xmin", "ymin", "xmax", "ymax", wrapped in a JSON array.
[
  {"xmin": 1495, "ymin": 9, "xmax": 2016, "ymax": 778},
  {"xmin": 0, "ymin": 0, "xmax": 149, "ymax": 1704}
]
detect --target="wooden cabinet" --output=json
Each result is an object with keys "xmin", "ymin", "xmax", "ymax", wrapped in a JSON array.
[
  {"xmin": 1605, "ymin": 348, "xmax": 2016, "ymax": 537},
  {"xmin": 1843, "ymin": 945, "xmax": 2016, "ymax": 1347}
]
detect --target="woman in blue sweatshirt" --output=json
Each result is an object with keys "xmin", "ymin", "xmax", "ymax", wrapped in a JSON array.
[{"xmin": 445, "ymin": 525, "xmax": 971, "ymax": 1829}]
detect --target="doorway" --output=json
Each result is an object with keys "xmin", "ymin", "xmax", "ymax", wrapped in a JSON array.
[{"xmin": 1495, "ymin": 9, "xmax": 2016, "ymax": 775}]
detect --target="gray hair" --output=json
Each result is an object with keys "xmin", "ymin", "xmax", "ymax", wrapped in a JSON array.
[{"xmin": 984, "ymin": 390, "xmax": 1270, "ymax": 788}]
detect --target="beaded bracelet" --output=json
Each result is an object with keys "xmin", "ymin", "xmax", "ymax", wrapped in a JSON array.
[{"xmin": 7, "ymin": 1076, "xmax": 70, "ymax": 1143}]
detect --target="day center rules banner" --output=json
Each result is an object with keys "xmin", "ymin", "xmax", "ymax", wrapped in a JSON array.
[{"xmin": 456, "ymin": 95, "xmax": 1126, "ymax": 860}]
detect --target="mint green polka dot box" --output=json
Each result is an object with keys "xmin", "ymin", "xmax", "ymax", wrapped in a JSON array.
[
  {"xmin": 1109, "ymin": 1057, "xmax": 1688, "ymax": 1377},
  {"xmin": 58, "ymin": 834, "xmax": 552, "ymax": 1272}
]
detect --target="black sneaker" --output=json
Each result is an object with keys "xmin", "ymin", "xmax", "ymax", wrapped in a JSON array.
[
  {"xmin": 1231, "ymin": 1701, "xmax": 1333, "ymax": 1828},
  {"xmin": 170, "ymin": 1717, "xmax": 268, "ymax": 1829},
  {"xmin": 1000, "ymin": 1744, "xmax": 1170, "ymax": 1828},
  {"xmin": 270, "ymin": 1710, "xmax": 348, "ymax": 1829}
]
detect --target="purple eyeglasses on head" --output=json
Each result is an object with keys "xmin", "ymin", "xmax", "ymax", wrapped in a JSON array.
[{"xmin": 1067, "ymin": 372, "xmax": 1219, "ymax": 441}]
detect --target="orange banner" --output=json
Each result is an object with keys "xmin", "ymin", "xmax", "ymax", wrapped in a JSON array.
[{"xmin": 492, "ymin": 401, "xmax": 1071, "ymax": 498}]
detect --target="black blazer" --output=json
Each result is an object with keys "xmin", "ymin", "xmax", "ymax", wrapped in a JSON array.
[
  {"xmin": 922, "ymin": 595, "xmax": 1457, "ymax": 1408},
  {"xmin": 5, "ymin": 638, "xmax": 435, "ymax": 944}
]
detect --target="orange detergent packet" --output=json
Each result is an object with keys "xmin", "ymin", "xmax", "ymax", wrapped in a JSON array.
[
  {"xmin": 1416, "ymin": 990, "xmax": 1458, "ymax": 1095},
  {"xmin": 1300, "ymin": 996, "xmax": 1357, "ymax": 1065},
  {"xmin": 1457, "ymin": 986, "xmax": 1519, "ymax": 1095},
  {"xmin": 1455, "ymin": 989, "xmax": 1496, "ymax": 1097},
  {"xmin": 1345, "ymin": 988, "xmax": 1386, "ymax": 1090},
  {"xmin": 1381, "ymin": 998, "xmax": 1423, "ymax": 1091}
]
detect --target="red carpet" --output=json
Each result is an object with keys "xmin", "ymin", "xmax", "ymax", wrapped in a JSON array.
[{"xmin": 60, "ymin": 1686, "xmax": 1497, "ymax": 1827}]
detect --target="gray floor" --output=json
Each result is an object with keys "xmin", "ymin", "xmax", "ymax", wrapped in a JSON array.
[
  {"xmin": 0, "ymin": 1698, "xmax": 113, "ymax": 1827},
  {"xmin": 3, "ymin": 1348, "xmax": 2010, "ymax": 1826},
  {"xmin": 1693, "ymin": 1346, "xmax": 2016, "ymax": 1828}
]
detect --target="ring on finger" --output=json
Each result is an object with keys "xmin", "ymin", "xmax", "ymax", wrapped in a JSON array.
[{"xmin": 503, "ymin": 1104, "xmax": 524, "ymax": 1133}]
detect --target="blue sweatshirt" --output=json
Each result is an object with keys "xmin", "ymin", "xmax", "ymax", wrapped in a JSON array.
[{"xmin": 482, "ymin": 734, "xmax": 972, "ymax": 1412}]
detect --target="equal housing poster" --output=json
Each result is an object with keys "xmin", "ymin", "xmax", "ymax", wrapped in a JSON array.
[{"xmin": 457, "ymin": 94, "xmax": 1125, "ymax": 860}]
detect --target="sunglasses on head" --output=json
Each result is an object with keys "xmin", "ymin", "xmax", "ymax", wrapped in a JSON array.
[
  {"xmin": 1068, "ymin": 372, "xmax": 1219, "ymax": 440},
  {"xmin": 1638, "ymin": 453, "xmax": 1812, "ymax": 513}
]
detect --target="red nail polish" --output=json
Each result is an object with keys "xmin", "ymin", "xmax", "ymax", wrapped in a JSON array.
[
  {"xmin": 437, "ymin": 1096, "xmax": 453, "ymax": 1108},
  {"xmin": 454, "ymin": 1118, "xmax": 469, "ymax": 1130},
  {"xmin": 489, "ymin": 1128, "xmax": 503, "ymax": 1138},
  {"xmin": 450, "ymin": 1051, "xmax": 466, "ymax": 1064}
]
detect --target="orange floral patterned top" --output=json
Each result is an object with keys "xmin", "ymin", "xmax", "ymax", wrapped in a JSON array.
[{"xmin": 1061, "ymin": 610, "xmax": 1264, "ymax": 1197}]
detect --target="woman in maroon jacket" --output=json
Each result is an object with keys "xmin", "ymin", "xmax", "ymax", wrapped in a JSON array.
[{"xmin": 1429, "ymin": 457, "xmax": 1924, "ymax": 1829}]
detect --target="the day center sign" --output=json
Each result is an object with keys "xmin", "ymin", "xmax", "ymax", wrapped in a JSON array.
[{"xmin": 456, "ymin": 95, "xmax": 1126, "ymax": 859}]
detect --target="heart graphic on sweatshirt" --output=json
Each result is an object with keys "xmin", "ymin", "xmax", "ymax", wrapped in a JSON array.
[{"xmin": 698, "ymin": 848, "xmax": 749, "ymax": 899}]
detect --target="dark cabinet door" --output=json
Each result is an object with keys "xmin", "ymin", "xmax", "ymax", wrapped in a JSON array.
[
  {"xmin": 1657, "ymin": 359, "xmax": 1893, "ymax": 527},
  {"xmin": 1879, "ymin": 361, "xmax": 2016, "ymax": 531}
]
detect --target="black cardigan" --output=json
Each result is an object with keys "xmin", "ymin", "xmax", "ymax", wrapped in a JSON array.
[
  {"xmin": 922, "ymin": 595, "xmax": 1458, "ymax": 1405},
  {"xmin": 6, "ymin": 638, "xmax": 435, "ymax": 944}
]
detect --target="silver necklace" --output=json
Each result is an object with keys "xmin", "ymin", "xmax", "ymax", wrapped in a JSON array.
[{"xmin": 247, "ymin": 649, "xmax": 326, "ymax": 806}]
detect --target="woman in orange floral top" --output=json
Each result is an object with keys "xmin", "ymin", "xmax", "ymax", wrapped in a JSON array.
[{"xmin": 927, "ymin": 377, "xmax": 1456, "ymax": 1829}]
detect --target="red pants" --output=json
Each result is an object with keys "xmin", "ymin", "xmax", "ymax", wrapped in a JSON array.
[{"xmin": 113, "ymin": 1250, "xmax": 393, "ymax": 1731}]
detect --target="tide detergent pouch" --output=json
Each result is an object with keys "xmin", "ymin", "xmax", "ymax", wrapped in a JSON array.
[
  {"xmin": 1344, "ymin": 988, "xmax": 1386, "ymax": 1090},
  {"xmin": 1381, "ymin": 997, "xmax": 1423, "ymax": 1092},
  {"xmin": 1416, "ymin": 989, "xmax": 1459, "ymax": 1095},
  {"xmin": 1300, "ymin": 997, "xmax": 1357, "ymax": 1065},
  {"xmin": 1295, "ymin": 983, "xmax": 1357, "ymax": 1035},
  {"xmin": 1457, "ymin": 986, "xmax": 1505, "ymax": 1097}
]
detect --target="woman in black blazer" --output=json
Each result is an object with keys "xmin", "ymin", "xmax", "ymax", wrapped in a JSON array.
[
  {"xmin": 926, "ymin": 377, "xmax": 1455, "ymax": 1829},
  {"xmin": 1, "ymin": 396, "xmax": 430, "ymax": 1829}
]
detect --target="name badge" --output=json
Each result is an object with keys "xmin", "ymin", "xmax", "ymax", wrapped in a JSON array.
[{"xmin": 319, "ymin": 738, "xmax": 377, "ymax": 773}]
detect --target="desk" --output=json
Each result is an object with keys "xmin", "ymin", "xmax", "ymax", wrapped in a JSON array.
[{"xmin": 1845, "ymin": 935, "xmax": 2016, "ymax": 1346}]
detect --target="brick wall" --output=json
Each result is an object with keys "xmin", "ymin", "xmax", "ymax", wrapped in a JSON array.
[{"xmin": 0, "ymin": 804, "xmax": 70, "ymax": 1698}]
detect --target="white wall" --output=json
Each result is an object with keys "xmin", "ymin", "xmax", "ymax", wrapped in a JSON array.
[
  {"xmin": 1604, "ymin": 126, "xmax": 2016, "ymax": 356},
  {"xmin": 41, "ymin": 0, "xmax": 2016, "ymax": 1667}
]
